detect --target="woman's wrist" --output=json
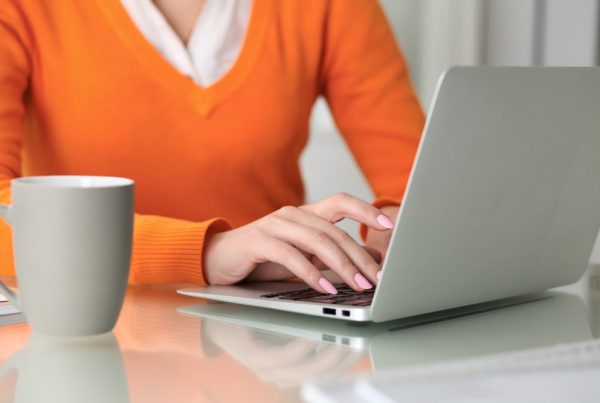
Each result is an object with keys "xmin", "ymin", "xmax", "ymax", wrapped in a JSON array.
[
  {"xmin": 202, "ymin": 221, "xmax": 237, "ymax": 285},
  {"xmin": 203, "ymin": 230, "xmax": 228, "ymax": 285}
]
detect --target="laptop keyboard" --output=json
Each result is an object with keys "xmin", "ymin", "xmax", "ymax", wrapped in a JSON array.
[{"xmin": 260, "ymin": 284, "xmax": 374, "ymax": 306}]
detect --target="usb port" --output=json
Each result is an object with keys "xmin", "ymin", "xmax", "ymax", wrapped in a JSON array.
[
  {"xmin": 342, "ymin": 310, "xmax": 350, "ymax": 317},
  {"xmin": 322, "ymin": 334, "xmax": 336, "ymax": 343},
  {"xmin": 323, "ymin": 308, "xmax": 336, "ymax": 315}
]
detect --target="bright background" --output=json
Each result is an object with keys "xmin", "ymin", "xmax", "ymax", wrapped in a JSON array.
[{"xmin": 300, "ymin": 0, "xmax": 600, "ymax": 263}]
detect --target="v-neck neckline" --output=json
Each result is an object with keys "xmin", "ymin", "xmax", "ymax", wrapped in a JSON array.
[{"xmin": 99, "ymin": 0, "xmax": 271, "ymax": 117}]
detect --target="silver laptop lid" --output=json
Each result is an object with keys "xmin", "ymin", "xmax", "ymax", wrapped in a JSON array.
[{"xmin": 372, "ymin": 67, "xmax": 600, "ymax": 322}]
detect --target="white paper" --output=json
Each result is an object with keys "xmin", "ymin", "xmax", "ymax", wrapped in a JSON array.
[
  {"xmin": 361, "ymin": 339, "xmax": 600, "ymax": 402},
  {"xmin": 0, "ymin": 304, "xmax": 19, "ymax": 316},
  {"xmin": 304, "ymin": 339, "xmax": 600, "ymax": 403}
]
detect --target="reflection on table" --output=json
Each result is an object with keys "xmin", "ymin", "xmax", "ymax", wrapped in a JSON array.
[
  {"xmin": 182, "ymin": 291, "xmax": 591, "ymax": 379},
  {"xmin": 0, "ymin": 333, "xmax": 127, "ymax": 403}
]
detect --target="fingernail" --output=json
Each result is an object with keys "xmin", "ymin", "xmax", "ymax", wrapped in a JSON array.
[
  {"xmin": 377, "ymin": 214, "xmax": 394, "ymax": 229},
  {"xmin": 354, "ymin": 273, "xmax": 373, "ymax": 290},
  {"xmin": 376, "ymin": 270, "xmax": 382, "ymax": 282},
  {"xmin": 319, "ymin": 277, "xmax": 338, "ymax": 294}
]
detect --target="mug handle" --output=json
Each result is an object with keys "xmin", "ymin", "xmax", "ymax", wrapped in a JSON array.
[{"xmin": 0, "ymin": 204, "xmax": 21, "ymax": 310}]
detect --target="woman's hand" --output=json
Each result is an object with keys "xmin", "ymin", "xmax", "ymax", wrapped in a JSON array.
[{"xmin": 203, "ymin": 193, "xmax": 394, "ymax": 294}]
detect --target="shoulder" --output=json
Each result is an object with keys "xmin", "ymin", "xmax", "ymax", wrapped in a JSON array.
[
  {"xmin": 267, "ymin": 0, "xmax": 387, "ymax": 46},
  {"xmin": 0, "ymin": 0, "xmax": 93, "ymax": 29},
  {"xmin": 0, "ymin": 0, "xmax": 99, "ymax": 51},
  {"xmin": 0, "ymin": 1, "xmax": 33, "ymax": 50}
]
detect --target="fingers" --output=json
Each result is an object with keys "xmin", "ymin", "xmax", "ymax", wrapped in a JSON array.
[
  {"xmin": 363, "ymin": 246, "xmax": 383, "ymax": 264},
  {"xmin": 272, "ymin": 218, "xmax": 370, "ymax": 291},
  {"xmin": 257, "ymin": 345, "xmax": 354, "ymax": 387},
  {"xmin": 301, "ymin": 192, "xmax": 395, "ymax": 231},
  {"xmin": 274, "ymin": 207, "xmax": 381, "ymax": 287},
  {"xmin": 258, "ymin": 237, "xmax": 337, "ymax": 294},
  {"xmin": 313, "ymin": 247, "xmax": 380, "ymax": 270},
  {"xmin": 246, "ymin": 262, "xmax": 298, "ymax": 282}
]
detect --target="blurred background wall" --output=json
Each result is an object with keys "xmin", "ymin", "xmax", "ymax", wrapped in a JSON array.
[{"xmin": 300, "ymin": 0, "xmax": 600, "ymax": 262}]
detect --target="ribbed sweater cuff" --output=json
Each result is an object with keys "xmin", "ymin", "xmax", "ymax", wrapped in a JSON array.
[
  {"xmin": 360, "ymin": 196, "xmax": 401, "ymax": 241},
  {"xmin": 130, "ymin": 215, "xmax": 231, "ymax": 285}
]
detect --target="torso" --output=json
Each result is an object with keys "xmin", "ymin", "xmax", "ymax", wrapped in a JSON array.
[{"xmin": 19, "ymin": 0, "xmax": 324, "ymax": 226}]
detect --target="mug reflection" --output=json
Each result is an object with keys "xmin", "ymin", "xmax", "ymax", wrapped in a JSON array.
[{"xmin": 1, "ymin": 332, "xmax": 128, "ymax": 403}]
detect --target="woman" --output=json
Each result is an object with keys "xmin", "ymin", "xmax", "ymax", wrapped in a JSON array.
[{"xmin": 0, "ymin": 0, "xmax": 424, "ymax": 294}]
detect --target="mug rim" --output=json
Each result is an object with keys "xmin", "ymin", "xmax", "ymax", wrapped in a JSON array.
[{"xmin": 13, "ymin": 175, "xmax": 134, "ymax": 189}]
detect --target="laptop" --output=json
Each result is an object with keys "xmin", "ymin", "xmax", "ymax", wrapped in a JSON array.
[{"xmin": 179, "ymin": 66, "xmax": 600, "ymax": 322}]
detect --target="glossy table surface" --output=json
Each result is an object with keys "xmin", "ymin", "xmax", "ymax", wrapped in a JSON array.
[{"xmin": 1, "ymin": 265, "xmax": 599, "ymax": 403}]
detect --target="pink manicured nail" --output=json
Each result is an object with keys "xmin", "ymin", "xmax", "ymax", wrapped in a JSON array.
[
  {"xmin": 354, "ymin": 273, "xmax": 373, "ymax": 289},
  {"xmin": 376, "ymin": 270, "xmax": 382, "ymax": 282},
  {"xmin": 319, "ymin": 277, "xmax": 338, "ymax": 294},
  {"xmin": 377, "ymin": 214, "xmax": 394, "ymax": 229}
]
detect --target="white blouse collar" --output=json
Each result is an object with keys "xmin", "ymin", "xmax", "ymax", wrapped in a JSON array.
[{"xmin": 120, "ymin": 0, "xmax": 253, "ymax": 87}]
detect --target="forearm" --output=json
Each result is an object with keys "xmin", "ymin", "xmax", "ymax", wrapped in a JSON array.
[{"xmin": 129, "ymin": 214, "xmax": 230, "ymax": 285}]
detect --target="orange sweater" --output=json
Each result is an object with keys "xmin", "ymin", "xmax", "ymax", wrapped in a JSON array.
[{"xmin": 0, "ymin": 0, "xmax": 424, "ymax": 284}]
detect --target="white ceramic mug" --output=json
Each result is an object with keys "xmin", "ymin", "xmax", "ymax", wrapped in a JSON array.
[{"xmin": 0, "ymin": 176, "xmax": 134, "ymax": 336}]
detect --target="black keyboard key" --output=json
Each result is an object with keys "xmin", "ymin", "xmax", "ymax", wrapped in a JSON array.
[
  {"xmin": 301, "ymin": 296, "xmax": 342, "ymax": 304},
  {"xmin": 260, "ymin": 284, "xmax": 375, "ymax": 306}
]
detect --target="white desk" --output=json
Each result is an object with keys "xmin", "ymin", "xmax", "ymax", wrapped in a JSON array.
[{"xmin": 1, "ymin": 266, "xmax": 599, "ymax": 402}]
